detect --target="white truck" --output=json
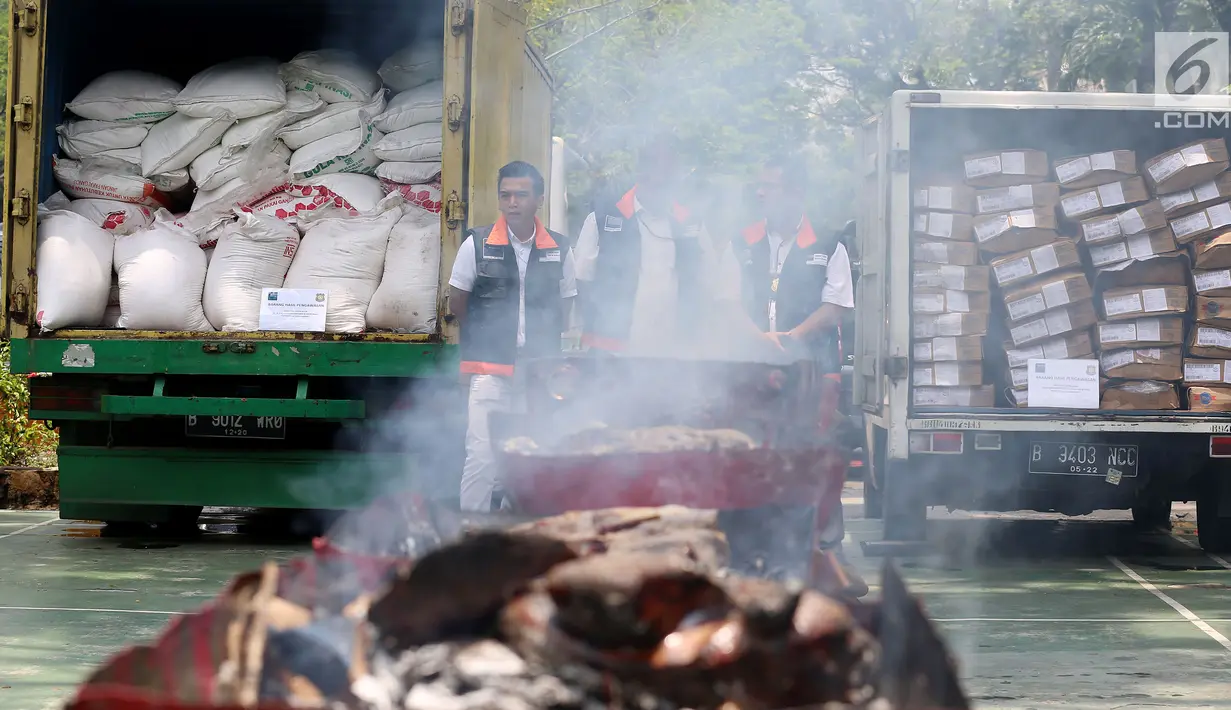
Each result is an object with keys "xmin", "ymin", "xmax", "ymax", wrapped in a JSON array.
[{"xmin": 854, "ymin": 90, "xmax": 1231, "ymax": 553}]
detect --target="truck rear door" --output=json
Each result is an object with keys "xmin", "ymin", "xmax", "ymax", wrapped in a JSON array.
[{"xmin": 854, "ymin": 114, "xmax": 890, "ymax": 421}]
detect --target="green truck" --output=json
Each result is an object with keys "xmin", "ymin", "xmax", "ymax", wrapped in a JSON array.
[{"xmin": 3, "ymin": 0, "xmax": 555, "ymax": 525}]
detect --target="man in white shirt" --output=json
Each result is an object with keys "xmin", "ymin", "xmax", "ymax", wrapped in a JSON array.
[
  {"xmin": 448, "ymin": 161, "xmax": 577, "ymax": 511},
  {"xmin": 573, "ymin": 136, "xmax": 739, "ymax": 356},
  {"xmin": 734, "ymin": 154, "xmax": 864, "ymax": 597}
]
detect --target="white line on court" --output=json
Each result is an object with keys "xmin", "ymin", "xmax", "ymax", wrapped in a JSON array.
[
  {"xmin": 0, "ymin": 605, "xmax": 185, "ymax": 615},
  {"xmin": 0, "ymin": 517, "xmax": 59, "ymax": 541},
  {"xmin": 1108, "ymin": 555, "xmax": 1231, "ymax": 652},
  {"xmin": 1169, "ymin": 532, "xmax": 1231, "ymax": 571}
]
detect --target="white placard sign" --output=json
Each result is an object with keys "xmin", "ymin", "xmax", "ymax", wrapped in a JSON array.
[
  {"xmin": 1026, "ymin": 358, "xmax": 1100, "ymax": 409},
  {"xmin": 258, "ymin": 288, "xmax": 328, "ymax": 332}
]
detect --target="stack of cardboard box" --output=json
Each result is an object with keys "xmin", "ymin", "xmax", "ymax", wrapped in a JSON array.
[
  {"xmin": 1141, "ymin": 139, "xmax": 1231, "ymax": 410},
  {"xmin": 910, "ymin": 181, "xmax": 994, "ymax": 407}
]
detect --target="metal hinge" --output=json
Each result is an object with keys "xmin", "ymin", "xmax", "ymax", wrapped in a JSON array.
[
  {"xmin": 14, "ymin": 0, "xmax": 38, "ymax": 35},
  {"xmin": 446, "ymin": 95, "xmax": 466, "ymax": 132},
  {"xmin": 11, "ymin": 189, "xmax": 31, "ymax": 224},
  {"xmin": 444, "ymin": 191, "xmax": 466, "ymax": 230},
  {"xmin": 8, "ymin": 288, "xmax": 29, "ymax": 324},
  {"xmin": 450, "ymin": 0, "xmax": 470, "ymax": 35},
  {"xmin": 889, "ymin": 150, "xmax": 909, "ymax": 173},
  {"xmin": 884, "ymin": 355, "xmax": 908, "ymax": 380},
  {"xmin": 13, "ymin": 96, "xmax": 32, "ymax": 131}
]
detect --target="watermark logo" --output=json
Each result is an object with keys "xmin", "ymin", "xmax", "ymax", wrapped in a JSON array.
[{"xmin": 1154, "ymin": 32, "xmax": 1230, "ymax": 126}]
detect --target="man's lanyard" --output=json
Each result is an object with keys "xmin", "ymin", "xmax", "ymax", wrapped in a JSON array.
[{"xmin": 768, "ymin": 216, "xmax": 804, "ymax": 330}]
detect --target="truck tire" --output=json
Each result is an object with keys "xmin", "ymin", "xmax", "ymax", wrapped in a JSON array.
[
  {"xmin": 1131, "ymin": 499, "xmax": 1171, "ymax": 530},
  {"xmin": 1197, "ymin": 476, "xmax": 1231, "ymax": 553},
  {"xmin": 882, "ymin": 459, "xmax": 926, "ymax": 541}
]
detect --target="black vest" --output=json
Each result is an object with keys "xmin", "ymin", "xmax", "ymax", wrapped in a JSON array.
[
  {"xmin": 459, "ymin": 219, "xmax": 567, "ymax": 375},
  {"xmin": 581, "ymin": 187, "xmax": 704, "ymax": 350},
  {"xmin": 738, "ymin": 216, "xmax": 842, "ymax": 372}
]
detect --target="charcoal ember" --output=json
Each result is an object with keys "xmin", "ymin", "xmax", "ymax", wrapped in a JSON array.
[
  {"xmin": 511, "ymin": 507, "xmax": 726, "ymax": 567},
  {"xmin": 603, "ymin": 528, "xmax": 729, "ymax": 572},
  {"xmin": 369, "ymin": 531, "xmax": 577, "ymax": 651},
  {"xmin": 543, "ymin": 553, "xmax": 731, "ymax": 651},
  {"xmin": 262, "ymin": 617, "xmax": 367, "ymax": 702}
]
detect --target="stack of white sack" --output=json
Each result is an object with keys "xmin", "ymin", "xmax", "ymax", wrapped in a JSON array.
[
  {"xmin": 203, "ymin": 210, "xmax": 301, "ymax": 331},
  {"xmin": 283, "ymin": 193, "xmax": 404, "ymax": 333},
  {"xmin": 366, "ymin": 203, "xmax": 441, "ymax": 332},
  {"xmin": 373, "ymin": 79, "xmax": 443, "ymax": 202},
  {"xmin": 114, "ymin": 215, "xmax": 214, "ymax": 331},
  {"xmin": 34, "ymin": 211, "xmax": 115, "ymax": 331}
]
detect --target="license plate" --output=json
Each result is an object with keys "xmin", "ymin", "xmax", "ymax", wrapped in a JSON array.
[
  {"xmin": 185, "ymin": 415, "xmax": 287, "ymax": 440},
  {"xmin": 1028, "ymin": 441, "xmax": 1138, "ymax": 477}
]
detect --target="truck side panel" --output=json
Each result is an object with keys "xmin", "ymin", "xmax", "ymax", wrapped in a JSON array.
[{"xmin": 886, "ymin": 93, "xmax": 913, "ymax": 459}]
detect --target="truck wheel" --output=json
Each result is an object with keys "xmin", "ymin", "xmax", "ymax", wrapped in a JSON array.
[
  {"xmin": 882, "ymin": 460, "xmax": 926, "ymax": 541},
  {"xmin": 1131, "ymin": 499, "xmax": 1172, "ymax": 530},
  {"xmin": 1197, "ymin": 476, "xmax": 1231, "ymax": 553}
]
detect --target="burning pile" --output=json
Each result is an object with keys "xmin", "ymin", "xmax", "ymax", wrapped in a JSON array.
[{"xmin": 67, "ymin": 506, "xmax": 969, "ymax": 710}]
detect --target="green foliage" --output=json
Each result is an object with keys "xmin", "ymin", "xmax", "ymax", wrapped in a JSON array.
[{"xmin": 0, "ymin": 342, "xmax": 58, "ymax": 468}]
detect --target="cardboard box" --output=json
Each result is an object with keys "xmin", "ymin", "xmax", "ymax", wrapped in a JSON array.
[
  {"xmin": 1144, "ymin": 139, "xmax": 1230, "ymax": 194},
  {"xmin": 1101, "ymin": 381, "xmax": 1180, "ymax": 410},
  {"xmin": 912, "ymin": 211, "xmax": 975, "ymax": 241},
  {"xmin": 1187, "ymin": 386, "xmax": 1231, "ymax": 411},
  {"xmin": 1099, "ymin": 346, "xmax": 1183, "ymax": 380},
  {"xmin": 1053, "ymin": 150, "xmax": 1137, "ymax": 190},
  {"xmin": 912, "ymin": 289, "xmax": 990, "ymax": 315},
  {"xmin": 1196, "ymin": 295, "xmax": 1231, "ymax": 326},
  {"xmin": 1008, "ymin": 300, "xmax": 1098, "ymax": 346},
  {"xmin": 1193, "ymin": 267, "xmax": 1231, "ymax": 298},
  {"xmin": 1096, "ymin": 252, "xmax": 1191, "ymax": 289},
  {"xmin": 913, "ymin": 362, "xmax": 984, "ymax": 387},
  {"xmin": 971, "ymin": 207, "xmax": 1059, "ymax": 255},
  {"xmin": 913, "ymin": 312, "xmax": 989, "ymax": 339},
  {"xmin": 975, "ymin": 183, "xmax": 1060, "ymax": 215},
  {"xmin": 1191, "ymin": 231, "xmax": 1231, "ymax": 269},
  {"xmin": 1059, "ymin": 176, "xmax": 1150, "ymax": 220},
  {"xmin": 1005, "ymin": 331, "xmax": 1094, "ymax": 368},
  {"xmin": 1099, "ymin": 285, "xmax": 1189, "ymax": 321},
  {"xmin": 1087, "ymin": 230, "xmax": 1179, "ymax": 269},
  {"xmin": 1079, "ymin": 201, "xmax": 1167, "ymax": 245},
  {"xmin": 963, "ymin": 149, "xmax": 1050, "ymax": 188},
  {"xmin": 1157, "ymin": 171, "xmax": 1231, "ymax": 217},
  {"xmin": 913, "ymin": 385, "xmax": 996, "ymax": 407},
  {"xmin": 1167, "ymin": 200, "xmax": 1231, "ymax": 244},
  {"xmin": 914, "ymin": 240, "xmax": 980, "ymax": 266},
  {"xmin": 913, "ymin": 184, "xmax": 977, "ymax": 213},
  {"xmin": 914, "ymin": 336, "xmax": 984, "ymax": 363},
  {"xmin": 913, "ymin": 264, "xmax": 990, "ymax": 292},
  {"xmin": 1183, "ymin": 357, "xmax": 1231, "ymax": 385},
  {"xmin": 1188, "ymin": 325, "xmax": 1231, "ymax": 358},
  {"xmin": 1002, "ymin": 271, "xmax": 1092, "ymax": 322},
  {"xmin": 1096, "ymin": 316, "xmax": 1185, "ymax": 349},
  {"xmin": 989, "ymin": 239, "xmax": 1081, "ymax": 288}
]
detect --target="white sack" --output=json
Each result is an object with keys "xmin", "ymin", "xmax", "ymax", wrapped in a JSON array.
[
  {"xmin": 191, "ymin": 141, "xmax": 291, "ymax": 192},
  {"xmin": 114, "ymin": 217, "xmax": 214, "ymax": 331},
  {"xmin": 289, "ymin": 121, "xmax": 383, "ymax": 180},
  {"xmin": 204, "ymin": 210, "xmax": 301, "ymax": 331},
  {"xmin": 282, "ymin": 50, "xmax": 383, "ymax": 104},
  {"xmin": 102, "ymin": 275, "xmax": 122, "ymax": 327},
  {"xmin": 57, "ymin": 120, "xmax": 149, "ymax": 159},
  {"xmin": 43, "ymin": 191, "xmax": 72, "ymax": 211},
  {"xmin": 175, "ymin": 58, "xmax": 288, "ymax": 119},
  {"xmin": 187, "ymin": 163, "xmax": 292, "ymax": 230},
  {"xmin": 366, "ymin": 206, "xmax": 440, "ymax": 332},
  {"xmin": 373, "ymin": 123, "xmax": 441, "ymax": 162},
  {"xmin": 380, "ymin": 179, "xmax": 443, "ymax": 214},
  {"xmin": 375, "ymin": 81, "xmax": 444, "ymax": 133},
  {"xmin": 67, "ymin": 199, "xmax": 155, "ymax": 235},
  {"xmin": 142, "ymin": 112, "xmax": 236, "ymax": 176},
  {"xmin": 35, "ymin": 211, "xmax": 115, "ymax": 331},
  {"xmin": 246, "ymin": 173, "xmax": 386, "ymax": 222},
  {"xmin": 53, "ymin": 156, "xmax": 170, "ymax": 207},
  {"xmin": 283, "ymin": 194, "xmax": 403, "ymax": 333},
  {"xmin": 66, "ymin": 71, "xmax": 181, "ymax": 123},
  {"xmin": 277, "ymin": 93, "xmax": 386, "ymax": 150},
  {"xmin": 220, "ymin": 91, "xmax": 325, "ymax": 157},
  {"xmin": 375, "ymin": 161, "xmax": 441, "ymax": 185},
  {"xmin": 379, "ymin": 42, "xmax": 444, "ymax": 93}
]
